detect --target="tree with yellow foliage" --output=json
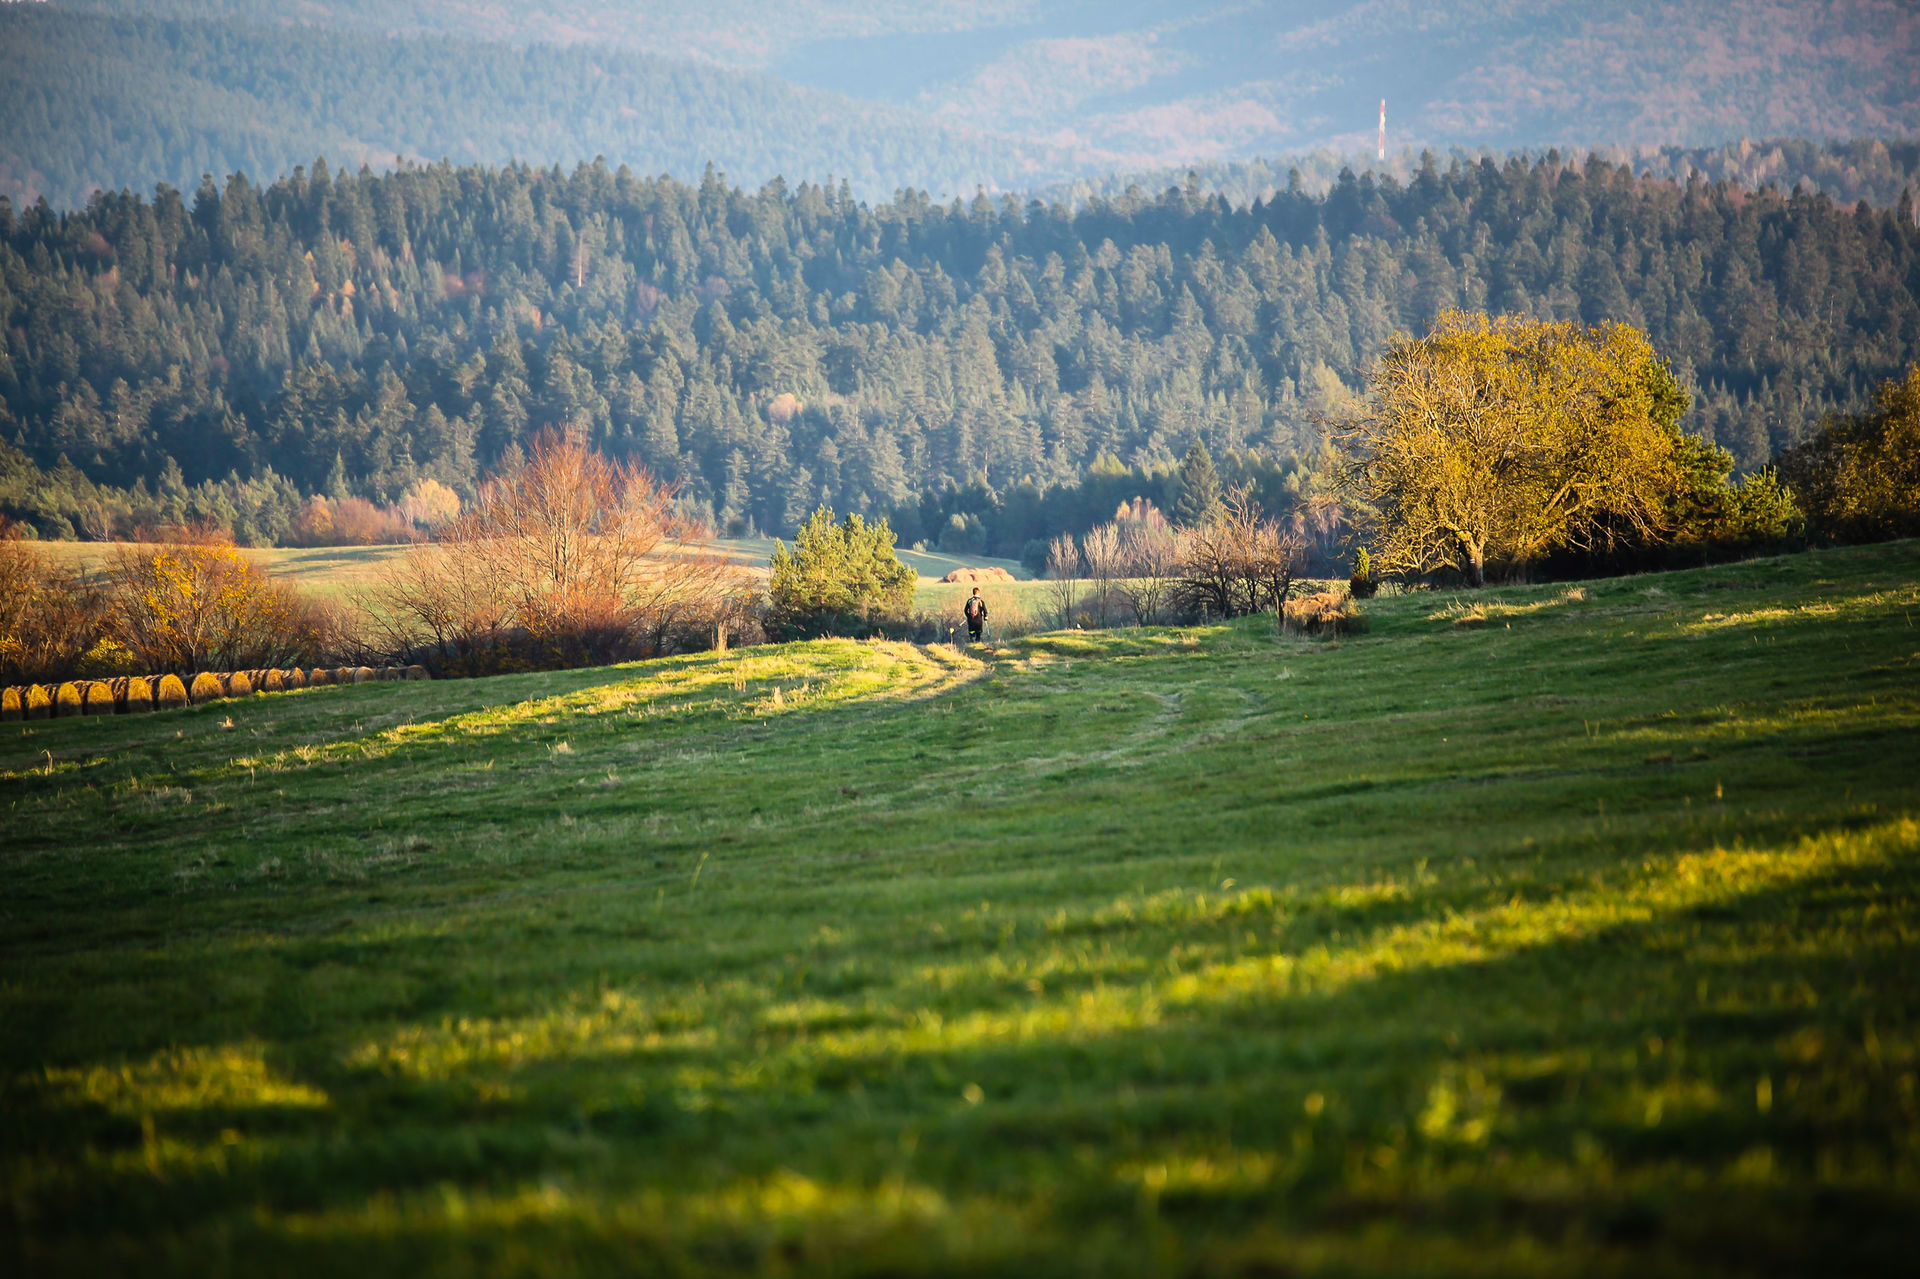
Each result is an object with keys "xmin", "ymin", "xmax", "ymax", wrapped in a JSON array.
[
  {"xmin": 1337, "ymin": 310, "xmax": 1693, "ymax": 587},
  {"xmin": 1778, "ymin": 363, "xmax": 1920, "ymax": 543},
  {"xmin": 105, "ymin": 525, "xmax": 333, "ymax": 672}
]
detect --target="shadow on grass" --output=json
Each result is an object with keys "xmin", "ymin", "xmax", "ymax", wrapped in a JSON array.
[{"xmin": 8, "ymin": 815, "xmax": 1916, "ymax": 1277}]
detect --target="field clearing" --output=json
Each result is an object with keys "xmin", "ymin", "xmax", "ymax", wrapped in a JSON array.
[
  {"xmin": 4, "ymin": 542, "xmax": 1919, "ymax": 1275},
  {"xmin": 29, "ymin": 538, "xmax": 1030, "ymax": 608},
  {"xmin": 710, "ymin": 536, "xmax": 1032, "ymax": 583}
]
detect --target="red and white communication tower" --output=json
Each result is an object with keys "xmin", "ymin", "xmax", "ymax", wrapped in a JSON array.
[{"xmin": 1378, "ymin": 99, "xmax": 1386, "ymax": 161}]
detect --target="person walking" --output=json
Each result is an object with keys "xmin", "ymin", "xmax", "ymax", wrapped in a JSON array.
[{"xmin": 963, "ymin": 586, "xmax": 988, "ymax": 644}]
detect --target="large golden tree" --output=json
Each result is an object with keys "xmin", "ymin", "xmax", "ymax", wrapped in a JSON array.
[{"xmin": 1339, "ymin": 310, "xmax": 1688, "ymax": 586}]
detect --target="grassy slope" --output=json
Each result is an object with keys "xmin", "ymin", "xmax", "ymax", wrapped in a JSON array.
[{"xmin": 3, "ymin": 542, "xmax": 1918, "ymax": 1276}]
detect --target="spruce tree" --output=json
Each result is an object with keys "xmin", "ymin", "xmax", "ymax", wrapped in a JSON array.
[{"xmin": 1174, "ymin": 441, "xmax": 1224, "ymax": 527}]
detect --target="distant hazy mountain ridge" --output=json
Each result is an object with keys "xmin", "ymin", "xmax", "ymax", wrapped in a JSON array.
[
  {"xmin": 68, "ymin": 0, "xmax": 1920, "ymax": 182},
  {"xmin": 0, "ymin": 8, "xmax": 1082, "ymax": 210}
]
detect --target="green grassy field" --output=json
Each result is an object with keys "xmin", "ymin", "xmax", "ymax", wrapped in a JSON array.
[{"xmin": 4, "ymin": 543, "xmax": 1918, "ymax": 1276}]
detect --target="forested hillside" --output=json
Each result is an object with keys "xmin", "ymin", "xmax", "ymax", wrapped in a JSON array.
[
  {"xmin": 78, "ymin": 1, "xmax": 1920, "ymax": 175},
  {"xmin": 3, "ymin": 151, "xmax": 1918, "ymax": 550},
  {"xmin": 0, "ymin": 8, "xmax": 1067, "ymax": 211}
]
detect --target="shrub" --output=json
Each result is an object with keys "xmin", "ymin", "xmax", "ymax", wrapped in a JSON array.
[
  {"xmin": 1349, "ymin": 548, "xmax": 1379, "ymax": 599},
  {"xmin": 154, "ymin": 674, "xmax": 188, "ymax": 709},
  {"xmin": 1284, "ymin": 591, "xmax": 1366, "ymax": 636},
  {"xmin": 329, "ymin": 497, "xmax": 412, "ymax": 545},
  {"xmin": 26, "ymin": 684, "xmax": 52, "ymax": 719},
  {"xmin": 104, "ymin": 526, "xmax": 339, "ymax": 673},
  {"xmin": 123, "ymin": 676, "xmax": 153, "ymax": 712},
  {"xmin": 1174, "ymin": 490, "xmax": 1306, "ymax": 622},
  {"xmin": 0, "ymin": 522, "xmax": 107, "ymax": 684},
  {"xmin": 1, "ymin": 687, "xmax": 20, "ymax": 721},
  {"xmin": 81, "ymin": 680, "xmax": 115, "ymax": 714},
  {"xmin": 54, "ymin": 682, "xmax": 84, "ymax": 716},
  {"xmin": 188, "ymin": 672, "xmax": 224, "ymax": 704}
]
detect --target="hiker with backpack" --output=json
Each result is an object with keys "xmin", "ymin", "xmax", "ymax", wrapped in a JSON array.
[{"xmin": 963, "ymin": 587, "xmax": 988, "ymax": 644}]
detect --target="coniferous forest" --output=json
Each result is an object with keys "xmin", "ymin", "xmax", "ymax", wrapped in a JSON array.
[{"xmin": 3, "ymin": 151, "xmax": 1918, "ymax": 553}]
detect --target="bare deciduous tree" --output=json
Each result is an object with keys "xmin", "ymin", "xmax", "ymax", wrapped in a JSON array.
[
  {"xmin": 1174, "ymin": 488, "xmax": 1305, "ymax": 627},
  {"xmin": 363, "ymin": 432, "xmax": 749, "ymax": 672},
  {"xmin": 0, "ymin": 520, "xmax": 107, "ymax": 682},
  {"xmin": 1043, "ymin": 532, "xmax": 1082, "ymax": 627},
  {"xmin": 1081, "ymin": 522, "xmax": 1123, "ymax": 627},
  {"xmin": 1117, "ymin": 519, "xmax": 1178, "ymax": 625}
]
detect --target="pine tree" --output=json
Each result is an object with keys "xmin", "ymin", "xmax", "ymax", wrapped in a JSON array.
[{"xmin": 1174, "ymin": 440, "xmax": 1224, "ymax": 527}]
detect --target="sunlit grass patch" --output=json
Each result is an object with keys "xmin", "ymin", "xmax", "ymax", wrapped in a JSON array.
[
  {"xmin": 260, "ymin": 1169, "xmax": 1023, "ymax": 1276},
  {"xmin": 1427, "ymin": 585, "xmax": 1594, "ymax": 628},
  {"xmin": 42, "ymin": 1041, "xmax": 329, "ymax": 1118}
]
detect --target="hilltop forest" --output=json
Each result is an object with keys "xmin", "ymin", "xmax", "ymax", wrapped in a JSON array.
[{"xmin": 2, "ymin": 150, "xmax": 1918, "ymax": 552}]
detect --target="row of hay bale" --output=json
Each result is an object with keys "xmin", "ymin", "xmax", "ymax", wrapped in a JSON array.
[{"xmin": 1, "ymin": 665, "xmax": 427, "ymax": 721}]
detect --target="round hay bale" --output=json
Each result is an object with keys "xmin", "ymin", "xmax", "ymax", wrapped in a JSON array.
[
  {"xmin": 224, "ymin": 671, "xmax": 254, "ymax": 697},
  {"xmin": 404, "ymin": 665, "xmax": 428, "ymax": 680},
  {"xmin": 284, "ymin": 668, "xmax": 307, "ymax": 689},
  {"xmin": 108, "ymin": 676, "xmax": 130, "ymax": 710},
  {"xmin": 188, "ymin": 672, "xmax": 225, "ymax": 704},
  {"xmin": 123, "ymin": 676, "xmax": 154, "ymax": 713},
  {"xmin": 333, "ymin": 667, "xmax": 356, "ymax": 685},
  {"xmin": 154, "ymin": 674, "xmax": 188, "ymax": 710},
  {"xmin": 82, "ymin": 681, "xmax": 116, "ymax": 715},
  {"xmin": 260, "ymin": 669, "xmax": 286, "ymax": 693},
  {"xmin": 26, "ymin": 685, "xmax": 53, "ymax": 719},
  {"xmin": 376, "ymin": 666, "xmax": 398, "ymax": 681},
  {"xmin": 307, "ymin": 668, "xmax": 331, "ymax": 686},
  {"xmin": 54, "ymin": 682, "xmax": 84, "ymax": 717},
  {"xmin": 1, "ymin": 687, "xmax": 21, "ymax": 722},
  {"xmin": 353, "ymin": 666, "xmax": 375, "ymax": 684}
]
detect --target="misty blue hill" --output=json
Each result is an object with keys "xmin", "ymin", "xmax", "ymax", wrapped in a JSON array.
[
  {"xmin": 76, "ymin": 1, "xmax": 1920, "ymax": 175},
  {"xmin": 0, "ymin": 7, "xmax": 1083, "ymax": 210}
]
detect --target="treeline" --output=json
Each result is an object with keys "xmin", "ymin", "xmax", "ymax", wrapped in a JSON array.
[
  {"xmin": 0, "ymin": 7, "xmax": 1065, "ymax": 212},
  {"xmin": 3, "ymin": 148, "xmax": 1919, "ymax": 557},
  {"xmin": 1043, "ymin": 137, "xmax": 1920, "ymax": 217}
]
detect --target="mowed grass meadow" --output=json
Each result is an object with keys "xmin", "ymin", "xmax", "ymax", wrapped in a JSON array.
[
  {"xmin": 25, "ymin": 538, "xmax": 1032, "ymax": 610},
  {"xmin": 4, "ymin": 542, "xmax": 1919, "ymax": 1276}
]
